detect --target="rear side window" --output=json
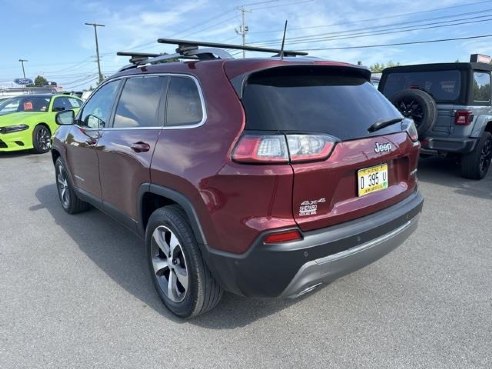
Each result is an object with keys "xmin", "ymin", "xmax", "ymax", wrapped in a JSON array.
[
  {"xmin": 166, "ymin": 76, "xmax": 204, "ymax": 127},
  {"xmin": 242, "ymin": 68, "xmax": 401, "ymax": 141},
  {"xmin": 382, "ymin": 70, "xmax": 462, "ymax": 103},
  {"xmin": 114, "ymin": 76, "xmax": 166, "ymax": 128},
  {"xmin": 472, "ymin": 72, "xmax": 491, "ymax": 104}
]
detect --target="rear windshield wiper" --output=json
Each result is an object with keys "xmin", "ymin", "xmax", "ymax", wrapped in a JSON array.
[{"xmin": 367, "ymin": 117, "xmax": 403, "ymax": 133}]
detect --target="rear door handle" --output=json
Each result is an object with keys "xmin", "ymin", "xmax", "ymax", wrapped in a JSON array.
[{"xmin": 131, "ymin": 142, "xmax": 150, "ymax": 153}]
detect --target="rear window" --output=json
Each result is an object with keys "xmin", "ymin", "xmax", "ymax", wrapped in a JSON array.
[
  {"xmin": 242, "ymin": 68, "xmax": 401, "ymax": 141},
  {"xmin": 381, "ymin": 70, "xmax": 462, "ymax": 103}
]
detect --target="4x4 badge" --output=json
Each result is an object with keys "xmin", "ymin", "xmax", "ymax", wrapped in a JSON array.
[{"xmin": 374, "ymin": 142, "xmax": 393, "ymax": 153}]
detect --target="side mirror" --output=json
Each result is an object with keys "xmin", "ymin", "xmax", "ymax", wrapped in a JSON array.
[{"xmin": 56, "ymin": 110, "xmax": 75, "ymax": 125}]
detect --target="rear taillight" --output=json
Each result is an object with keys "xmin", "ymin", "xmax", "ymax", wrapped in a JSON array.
[
  {"xmin": 287, "ymin": 135, "xmax": 336, "ymax": 163},
  {"xmin": 232, "ymin": 135, "xmax": 289, "ymax": 163},
  {"xmin": 454, "ymin": 110, "xmax": 473, "ymax": 125},
  {"xmin": 233, "ymin": 134, "xmax": 337, "ymax": 164},
  {"xmin": 401, "ymin": 119, "xmax": 418, "ymax": 142}
]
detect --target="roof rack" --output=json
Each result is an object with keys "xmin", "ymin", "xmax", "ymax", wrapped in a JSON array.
[
  {"xmin": 117, "ymin": 51, "xmax": 161, "ymax": 65},
  {"xmin": 158, "ymin": 38, "xmax": 308, "ymax": 57},
  {"xmin": 117, "ymin": 37, "xmax": 308, "ymax": 70}
]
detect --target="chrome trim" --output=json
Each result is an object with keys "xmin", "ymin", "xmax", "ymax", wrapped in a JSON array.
[
  {"xmin": 77, "ymin": 73, "xmax": 207, "ymax": 131},
  {"xmin": 315, "ymin": 220, "xmax": 411, "ymax": 265},
  {"xmin": 281, "ymin": 214, "xmax": 420, "ymax": 299}
]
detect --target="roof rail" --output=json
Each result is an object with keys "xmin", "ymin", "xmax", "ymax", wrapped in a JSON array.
[{"xmin": 117, "ymin": 37, "xmax": 308, "ymax": 70}]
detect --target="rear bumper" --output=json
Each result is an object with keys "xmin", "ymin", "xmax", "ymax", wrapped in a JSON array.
[
  {"xmin": 420, "ymin": 137, "xmax": 477, "ymax": 154},
  {"xmin": 205, "ymin": 190, "xmax": 424, "ymax": 298}
]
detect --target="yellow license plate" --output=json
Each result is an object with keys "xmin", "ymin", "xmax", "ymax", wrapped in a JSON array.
[{"xmin": 357, "ymin": 164, "xmax": 389, "ymax": 196}]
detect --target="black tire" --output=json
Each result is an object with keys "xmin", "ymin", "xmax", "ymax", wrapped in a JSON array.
[
  {"xmin": 54, "ymin": 158, "xmax": 90, "ymax": 214},
  {"xmin": 391, "ymin": 89, "xmax": 437, "ymax": 135},
  {"xmin": 32, "ymin": 124, "xmax": 52, "ymax": 154},
  {"xmin": 146, "ymin": 205, "xmax": 222, "ymax": 318},
  {"xmin": 460, "ymin": 131, "xmax": 492, "ymax": 180}
]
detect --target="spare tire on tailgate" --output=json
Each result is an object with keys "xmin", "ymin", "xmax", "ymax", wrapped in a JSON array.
[{"xmin": 390, "ymin": 89, "xmax": 437, "ymax": 135}]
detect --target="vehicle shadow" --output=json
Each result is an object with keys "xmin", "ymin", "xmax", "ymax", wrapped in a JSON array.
[
  {"xmin": 34, "ymin": 184, "xmax": 302, "ymax": 328},
  {"xmin": 417, "ymin": 156, "xmax": 492, "ymax": 200},
  {"xmin": 0, "ymin": 150, "xmax": 34, "ymax": 159}
]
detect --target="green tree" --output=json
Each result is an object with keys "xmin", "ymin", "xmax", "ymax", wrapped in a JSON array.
[
  {"xmin": 34, "ymin": 75, "xmax": 48, "ymax": 87},
  {"xmin": 369, "ymin": 61, "xmax": 400, "ymax": 72}
]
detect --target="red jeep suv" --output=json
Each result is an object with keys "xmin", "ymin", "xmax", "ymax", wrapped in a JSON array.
[{"xmin": 52, "ymin": 39, "xmax": 423, "ymax": 318}]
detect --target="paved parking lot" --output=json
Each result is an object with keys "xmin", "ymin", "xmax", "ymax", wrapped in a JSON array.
[{"xmin": 1, "ymin": 152, "xmax": 490, "ymax": 369}]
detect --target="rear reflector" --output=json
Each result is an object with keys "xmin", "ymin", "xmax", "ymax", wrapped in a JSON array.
[
  {"xmin": 263, "ymin": 230, "xmax": 302, "ymax": 244},
  {"xmin": 233, "ymin": 134, "xmax": 337, "ymax": 164},
  {"xmin": 454, "ymin": 110, "xmax": 473, "ymax": 125}
]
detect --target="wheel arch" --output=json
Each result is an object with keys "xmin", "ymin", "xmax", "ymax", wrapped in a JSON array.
[
  {"xmin": 138, "ymin": 184, "xmax": 207, "ymax": 245},
  {"xmin": 34, "ymin": 122, "xmax": 51, "ymax": 133},
  {"xmin": 51, "ymin": 148, "xmax": 61, "ymax": 164},
  {"xmin": 471, "ymin": 116, "xmax": 492, "ymax": 138}
]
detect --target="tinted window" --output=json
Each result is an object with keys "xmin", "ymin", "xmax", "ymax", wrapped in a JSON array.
[
  {"xmin": 79, "ymin": 80, "xmax": 120, "ymax": 128},
  {"xmin": 382, "ymin": 70, "xmax": 462, "ymax": 102},
  {"xmin": 52, "ymin": 97, "xmax": 74, "ymax": 111},
  {"xmin": 242, "ymin": 68, "xmax": 401, "ymax": 140},
  {"xmin": 472, "ymin": 72, "xmax": 490, "ymax": 103},
  {"xmin": 0, "ymin": 96, "xmax": 50, "ymax": 113},
  {"xmin": 166, "ymin": 76, "xmax": 203, "ymax": 126},
  {"xmin": 113, "ymin": 76, "xmax": 166, "ymax": 128}
]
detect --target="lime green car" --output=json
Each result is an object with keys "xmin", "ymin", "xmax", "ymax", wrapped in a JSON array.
[{"xmin": 0, "ymin": 94, "xmax": 83, "ymax": 153}]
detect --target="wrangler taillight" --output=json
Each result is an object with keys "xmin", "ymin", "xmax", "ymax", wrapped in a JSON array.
[
  {"xmin": 454, "ymin": 110, "xmax": 473, "ymax": 125},
  {"xmin": 232, "ymin": 134, "xmax": 337, "ymax": 164}
]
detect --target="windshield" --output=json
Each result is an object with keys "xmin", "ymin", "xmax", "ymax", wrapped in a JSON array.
[
  {"xmin": 242, "ymin": 67, "xmax": 402, "ymax": 140},
  {"xmin": 0, "ymin": 95, "xmax": 52, "ymax": 114}
]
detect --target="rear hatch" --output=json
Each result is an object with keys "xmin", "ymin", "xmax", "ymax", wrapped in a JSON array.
[{"xmin": 238, "ymin": 65, "xmax": 419, "ymax": 231}]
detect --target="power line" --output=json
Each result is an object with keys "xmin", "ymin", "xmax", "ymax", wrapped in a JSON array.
[
  {"xmin": 253, "ymin": 8, "xmax": 492, "ymax": 46},
  {"xmin": 301, "ymin": 33, "xmax": 492, "ymax": 51},
  {"xmin": 246, "ymin": 0, "xmax": 314, "ymax": 11},
  {"xmin": 254, "ymin": 12, "xmax": 492, "ymax": 47},
  {"xmin": 247, "ymin": 0, "xmax": 492, "ymax": 35}
]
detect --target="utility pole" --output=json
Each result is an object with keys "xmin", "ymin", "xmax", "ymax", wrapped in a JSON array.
[
  {"xmin": 18, "ymin": 59, "xmax": 28, "ymax": 79},
  {"xmin": 85, "ymin": 22, "xmax": 105, "ymax": 83},
  {"xmin": 235, "ymin": 7, "xmax": 250, "ymax": 58}
]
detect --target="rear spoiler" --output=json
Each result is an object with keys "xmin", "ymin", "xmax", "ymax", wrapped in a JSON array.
[{"xmin": 230, "ymin": 64, "xmax": 371, "ymax": 99}]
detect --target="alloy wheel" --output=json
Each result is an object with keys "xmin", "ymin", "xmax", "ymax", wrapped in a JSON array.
[
  {"xmin": 37, "ymin": 126, "xmax": 51, "ymax": 151},
  {"xmin": 56, "ymin": 163, "xmax": 70, "ymax": 208},
  {"xmin": 480, "ymin": 135, "xmax": 492, "ymax": 174},
  {"xmin": 396, "ymin": 98, "xmax": 424, "ymax": 128},
  {"xmin": 151, "ymin": 225, "xmax": 189, "ymax": 303}
]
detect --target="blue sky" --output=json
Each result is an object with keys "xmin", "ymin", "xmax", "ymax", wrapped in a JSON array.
[{"xmin": 2, "ymin": 0, "xmax": 492, "ymax": 90}]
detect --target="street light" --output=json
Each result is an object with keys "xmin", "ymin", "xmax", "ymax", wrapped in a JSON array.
[
  {"xmin": 85, "ymin": 22, "xmax": 105, "ymax": 84},
  {"xmin": 18, "ymin": 59, "xmax": 28, "ymax": 79}
]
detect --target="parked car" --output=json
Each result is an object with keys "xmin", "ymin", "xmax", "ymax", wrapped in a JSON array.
[
  {"xmin": 0, "ymin": 94, "xmax": 83, "ymax": 153},
  {"xmin": 378, "ymin": 58, "xmax": 492, "ymax": 179},
  {"xmin": 51, "ymin": 39, "xmax": 423, "ymax": 318}
]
